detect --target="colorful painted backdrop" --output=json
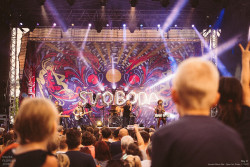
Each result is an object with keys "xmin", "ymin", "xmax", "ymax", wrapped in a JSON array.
[{"xmin": 20, "ymin": 41, "xmax": 201, "ymax": 127}]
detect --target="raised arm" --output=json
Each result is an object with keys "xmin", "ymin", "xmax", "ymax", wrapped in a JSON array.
[
  {"xmin": 239, "ymin": 41, "xmax": 250, "ymax": 107},
  {"xmin": 134, "ymin": 124, "xmax": 144, "ymax": 146}
]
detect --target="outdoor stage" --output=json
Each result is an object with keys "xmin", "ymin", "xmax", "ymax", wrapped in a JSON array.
[{"xmin": 18, "ymin": 27, "xmax": 204, "ymax": 127}]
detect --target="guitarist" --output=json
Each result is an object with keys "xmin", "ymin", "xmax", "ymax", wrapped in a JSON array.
[{"xmin": 73, "ymin": 101, "xmax": 84, "ymax": 128}]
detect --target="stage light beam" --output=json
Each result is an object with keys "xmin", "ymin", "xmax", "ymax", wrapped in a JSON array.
[
  {"xmin": 149, "ymin": 74, "xmax": 175, "ymax": 89},
  {"xmin": 213, "ymin": 9, "xmax": 225, "ymax": 29},
  {"xmin": 162, "ymin": 0, "xmax": 188, "ymax": 32},
  {"xmin": 192, "ymin": 26, "xmax": 232, "ymax": 76}
]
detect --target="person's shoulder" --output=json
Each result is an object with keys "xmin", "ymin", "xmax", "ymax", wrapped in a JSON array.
[
  {"xmin": 112, "ymin": 153, "xmax": 123, "ymax": 160},
  {"xmin": 153, "ymin": 119, "xmax": 183, "ymax": 137},
  {"xmin": 79, "ymin": 151, "xmax": 94, "ymax": 159},
  {"xmin": 66, "ymin": 151, "xmax": 93, "ymax": 161},
  {"xmin": 42, "ymin": 155, "xmax": 58, "ymax": 167},
  {"xmin": 112, "ymin": 140, "xmax": 121, "ymax": 145}
]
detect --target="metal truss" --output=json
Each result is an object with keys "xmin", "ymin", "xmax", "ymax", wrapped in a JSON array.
[
  {"xmin": 9, "ymin": 27, "xmax": 19, "ymax": 124},
  {"xmin": 13, "ymin": 9, "xmax": 208, "ymax": 29},
  {"xmin": 201, "ymin": 28, "xmax": 220, "ymax": 66}
]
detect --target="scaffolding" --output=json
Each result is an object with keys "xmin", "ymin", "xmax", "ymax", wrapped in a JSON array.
[{"xmin": 9, "ymin": 28, "xmax": 26, "ymax": 124}]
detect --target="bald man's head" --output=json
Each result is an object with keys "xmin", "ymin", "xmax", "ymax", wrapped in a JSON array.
[
  {"xmin": 172, "ymin": 57, "xmax": 219, "ymax": 112},
  {"xmin": 118, "ymin": 128, "xmax": 129, "ymax": 139}
]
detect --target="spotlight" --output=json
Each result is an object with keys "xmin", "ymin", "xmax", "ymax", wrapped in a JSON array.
[
  {"xmin": 96, "ymin": 121, "xmax": 103, "ymax": 127},
  {"xmin": 94, "ymin": 20, "xmax": 103, "ymax": 33},
  {"xmin": 37, "ymin": 0, "xmax": 46, "ymax": 6},
  {"xmin": 27, "ymin": 22, "xmax": 37, "ymax": 32},
  {"xmin": 53, "ymin": 23, "xmax": 56, "ymax": 26},
  {"xmin": 192, "ymin": 24, "xmax": 195, "ymax": 28},
  {"xmin": 209, "ymin": 25, "xmax": 212, "ymax": 28},
  {"xmin": 189, "ymin": 0, "xmax": 199, "ymax": 8},
  {"xmin": 130, "ymin": 0, "xmax": 138, "ymax": 7},
  {"xmin": 106, "ymin": 24, "xmax": 109, "ymax": 27},
  {"xmin": 112, "ymin": 84, "xmax": 117, "ymax": 89},
  {"xmin": 100, "ymin": 0, "xmax": 107, "ymax": 6},
  {"xmin": 123, "ymin": 24, "xmax": 126, "ymax": 27},
  {"xmin": 157, "ymin": 24, "xmax": 161, "ymax": 28},
  {"xmin": 67, "ymin": 0, "xmax": 75, "ymax": 6},
  {"xmin": 71, "ymin": 23, "xmax": 74, "ymax": 26},
  {"xmin": 88, "ymin": 23, "xmax": 92, "ymax": 27},
  {"xmin": 36, "ymin": 23, "xmax": 40, "ymax": 26},
  {"xmin": 129, "ymin": 23, "xmax": 136, "ymax": 33},
  {"xmin": 174, "ymin": 24, "xmax": 177, "ymax": 27},
  {"xmin": 19, "ymin": 23, "xmax": 23, "ymax": 26},
  {"xmin": 100, "ymin": 86, "xmax": 105, "ymax": 91},
  {"xmin": 160, "ymin": 0, "xmax": 170, "ymax": 7},
  {"xmin": 139, "ymin": 24, "xmax": 143, "ymax": 31},
  {"xmin": 124, "ymin": 87, "xmax": 128, "ymax": 91}
]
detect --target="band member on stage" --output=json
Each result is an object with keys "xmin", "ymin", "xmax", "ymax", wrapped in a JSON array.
[
  {"xmin": 55, "ymin": 101, "xmax": 64, "ymax": 125},
  {"xmin": 123, "ymin": 100, "xmax": 132, "ymax": 127},
  {"xmin": 55, "ymin": 101, "xmax": 63, "ymax": 114},
  {"xmin": 155, "ymin": 99, "xmax": 166, "ymax": 128},
  {"xmin": 73, "ymin": 101, "xmax": 84, "ymax": 127}
]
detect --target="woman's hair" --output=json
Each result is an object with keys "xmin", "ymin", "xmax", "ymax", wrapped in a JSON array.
[
  {"xmin": 107, "ymin": 160, "xmax": 125, "ymax": 167},
  {"xmin": 157, "ymin": 99, "xmax": 163, "ymax": 105},
  {"xmin": 56, "ymin": 153, "xmax": 70, "ymax": 167},
  {"xmin": 95, "ymin": 141, "xmax": 111, "ymax": 161},
  {"xmin": 126, "ymin": 143, "xmax": 142, "ymax": 160},
  {"xmin": 124, "ymin": 155, "xmax": 141, "ymax": 167},
  {"xmin": 14, "ymin": 98, "xmax": 58, "ymax": 145},
  {"xmin": 217, "ymin": 77, "xmax": 243, "ymax": 128},
  {"xmin": 82, "ymin": 131, "xmax": 96, "ymax": 146}
]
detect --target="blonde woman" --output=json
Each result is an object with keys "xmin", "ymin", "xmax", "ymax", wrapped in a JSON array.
[{"xmin": 10, "ymin": 98, "xmax": 58, "ymax": 167}]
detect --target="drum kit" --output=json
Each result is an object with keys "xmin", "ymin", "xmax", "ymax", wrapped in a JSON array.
[{"xmin": 108, "ymin": 105, "xmax": 123, "ymax": 127}]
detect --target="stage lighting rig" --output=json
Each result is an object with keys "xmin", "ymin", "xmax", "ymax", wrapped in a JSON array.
[
  {"xmin": 37, "ymin": 0, "xmax": 46, "ymax": 6},
  {"xmin": 160, "ymin": 0, "xmax": 169, "ymax": 7},
  {"xmin": 94, "ymin": 20, "xmax": 103, "ymax": 33},
  {"xmin": 100, "ymin": 0, "xmax": 107, "ymax": 6},
  {"xmin": 67, "ymin": 0, "xmax": 75, "ymax": 6},
  {"xmin": 130, "ymin": 0, "xmax": 138, "ymax": 7}
]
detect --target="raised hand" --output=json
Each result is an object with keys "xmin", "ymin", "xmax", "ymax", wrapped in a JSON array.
[
  {"xmin": 239, "ymin": 41, "xmax": 250, "ymax": 106},
  {"xmin": 239, "ymin": 42, "xmax": 250, "ymax": 60}
]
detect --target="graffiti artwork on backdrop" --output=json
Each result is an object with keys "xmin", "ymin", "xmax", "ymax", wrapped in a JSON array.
[{"xmin": 21, "ymin": 41, "xmax": 201, "ymax": 127}]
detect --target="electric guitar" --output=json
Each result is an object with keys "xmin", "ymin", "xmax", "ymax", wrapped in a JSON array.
[{"xmin": 74, "ymin": 111, "xmax": 93, "ymax": 120}]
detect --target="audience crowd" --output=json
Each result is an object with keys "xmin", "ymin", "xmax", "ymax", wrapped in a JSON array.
[{"xmin": 0, "ymin": 42, "xmax": 249, "ymax": 167}]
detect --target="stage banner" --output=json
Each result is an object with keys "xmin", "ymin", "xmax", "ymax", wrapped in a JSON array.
[{"xmin": 20, "ymin": 41, "xmax": 201, "ymax": 127}]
